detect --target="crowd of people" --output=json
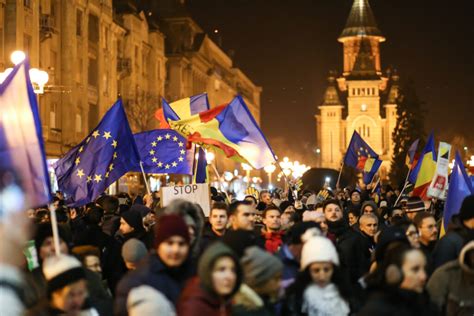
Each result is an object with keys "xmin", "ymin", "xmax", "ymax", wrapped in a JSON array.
[{"xmin": 1, "ymin": 184, "xmax": 473, "ymax": 316}]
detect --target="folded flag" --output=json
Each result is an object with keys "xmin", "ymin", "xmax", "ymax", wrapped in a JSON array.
[
  {"xmin": 54, "ymin": 100, "xmax": 140, "ymax": 206},
  {"xmin": 156, "ymin": 93, "xmax": 210, "ymax": 128},
  {"xmin": 193, "ymin": 147, "xmax": 208, "ymax": 183},
  {"xmin": 409, "ymin": 133, "xmax": 437, "ymax": 199},
  {"xmin": 0, "ymin": 61, "xmax": 51, "ymax": 211},
  {"xmin": 133, "ymin": 129, "xmax": 193, "ymax": 175},
  {"xmin": 441, "ymin": 151, "xmax": 474, "ymax": 236},
  {"xmin": 344, "ymin": 131, "xmax": 382, "ymax": 184},
  {"xmin": 169, "ymin": 96, "xmax": 276, "ymax": 169},
  {"xmin": 405, "ymin": 138, "xmax": 420, "ymax": 168}
]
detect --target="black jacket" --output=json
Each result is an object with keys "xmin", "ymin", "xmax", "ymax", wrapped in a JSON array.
[{"xmin": 359, "ymin": 287, "xmax": 440, "ymax": 316}]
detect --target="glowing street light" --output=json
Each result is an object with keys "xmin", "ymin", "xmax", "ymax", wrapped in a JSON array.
[
  {"xmin": 241, "ymin": 163, "xmax": 252, "ymax": 184},
  {"xmin": 205, "ymin": 151, "xmax": 215, "ymax": 164},
  {"xmin": 264, "ymin": 164, "xmax": 276, "ymax": 187},
  {"xmin": 10, "ymin": 51, "xmax": 26, "ymax": 65}
]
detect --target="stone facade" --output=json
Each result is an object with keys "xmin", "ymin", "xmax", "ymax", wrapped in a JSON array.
[
  {"xmin": 315, "ymin": 0, "xmax": 398, "ymax": 180},
  {"xmin": 1, "ymin": 0, "xmax": 261, "ymax": 174}
]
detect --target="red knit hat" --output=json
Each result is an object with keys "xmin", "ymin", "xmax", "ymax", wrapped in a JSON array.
[{"xmin": 154, "ymin": 214, "xmax": 190, "ymax": 247}]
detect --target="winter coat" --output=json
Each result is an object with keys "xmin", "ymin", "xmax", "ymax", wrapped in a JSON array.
[
  {"xmin": 73, "ymin": 224, "xmax": 126, "ymax": 294},
  {"xmin": 432, "ymin": 216, "xmax": 474, "ymax": 269},
  {"xmin": 177, "ymin": 242, "xmax": 242, "ymax": 316},
  {"xmin": 262, "ymin": 230, "xmax": 284, "ymax": 254},
  {"xmin": 276, "ymin": 244, "xmax": 300, "ymax": 290},
  {"xmin": 200, "ymin": 223, "xmax": 223, "ymax": 251},
  {"xmin": 327, "ymin": 220, "xmax": 359, "ymax": 284},
  {"xmin": 177, "ymin": 278, "xmax": 232, "ymax": 316},
  {"xmin": 350, "ymin": 230, "xmax": 375, "ymax": 282},
  {"xmin": 427, "ymin": 241, "xmax": 474, "ymax": 316},
  {"xmin": 114, "ymin": 253, "xmax": 194, "ymax": 316},
  {"xmin": 358, "ymin": 287, "xmax": 439, "ymax": 316},
  {"xmin": 232, "ymin": 284, "xmax": 276, "ymax": 316},
  {"xmin": 102, "ymin": 214, "xmax": 120, "ymax": 236}
]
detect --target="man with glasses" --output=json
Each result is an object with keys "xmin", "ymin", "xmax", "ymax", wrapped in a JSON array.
[{"xmin": 414, "ymin": 211, "xmax": 438, "ymax": 275}]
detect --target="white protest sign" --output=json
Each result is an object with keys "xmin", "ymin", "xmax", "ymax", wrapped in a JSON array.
[
  {"xmin": 428, "ymin": 142, "xmax": 451, "ymax": 200},
  {"xmin": 161, "ymin": 183, "xmax": 211, "ymax": 216}
]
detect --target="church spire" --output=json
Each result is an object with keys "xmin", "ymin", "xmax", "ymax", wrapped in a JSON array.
[
  {"xmin": 346, "ymin": 38, "xmax": 379, "ymax": 79},
  {"xmin": 338, "ymin": 0, "xmax": 384, "ymax": 40}
]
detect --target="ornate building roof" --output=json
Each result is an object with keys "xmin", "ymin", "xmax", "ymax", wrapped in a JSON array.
[
  {"xmin": 346, "ymin": 38, "xmax": 380, "ymax": 80},
  {"xmin": 338, "ymin": 0, "xmax": 384, "ymax": 40}
]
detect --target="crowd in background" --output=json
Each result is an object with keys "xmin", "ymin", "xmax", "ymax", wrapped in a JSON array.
[{"xmin": 0, "ymin": 183, "xmax": 473, "ymax": 316}]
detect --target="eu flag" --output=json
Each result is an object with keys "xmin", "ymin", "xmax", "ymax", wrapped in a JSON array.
[
  {"xmin": 132, "ymin": 129, "xmax": 193, "ymax": 175},
  {"xmin": 0, "ymin": 61, "xmax": 51, "ymax": 211},
  {"xmin": 54, "ymin": 100, "xmax": 140, "ymax": 206},
  {"xmin": 344, "ymin": 131, "xmax": 382, "ymax": 184}
]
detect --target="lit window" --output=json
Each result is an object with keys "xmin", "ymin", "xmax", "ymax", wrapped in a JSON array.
[{"xmin": 361, "ymin": 104, "xmax": 367, "ymax": 111}]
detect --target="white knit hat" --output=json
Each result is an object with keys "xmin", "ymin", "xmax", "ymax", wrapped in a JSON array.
[
  {"xmin": 127, "ymin": 285, "xmax": 176, "ymax": 316},
  {"xmin": 42, "ymin": 254, "xmax": 85, "ymax": 294},
  {"xmin": 300, "ymin": 236, "xmax": 339, "ymax": 270}
]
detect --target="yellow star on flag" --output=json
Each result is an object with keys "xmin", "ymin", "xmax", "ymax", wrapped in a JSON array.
[
  {"xmin": 180, "ymin": 149, "xmax": 185, "ymax": 155},
  {"xmin": 165, "ymin": 164, "xmax": 170, "ymax": 169},
  {"xmin": 76, "ymin": 169, "xmax": 85, "ymax": 178},
  {"xmin": 86, "ymin": 176, "xmax": 92, "ymax": 183},
  {"xmin": 151, "ymin": 141, "xmax": 157, "ymax": 147},
  {"xmin": 157, "ymin": 162, "xmax": 163, "ymax": 167},
  {"xmin": 173, "ymin": 136, "xmax": 178, "ymax": 141},
  {"xmin": 172, "ymin": 162, "xmax": 177, "ymax": 167},
  {"xmin": 105, "ymin": 172, "xmax": 110, "ymax": 178},
  {"xmin": 113, "ymin": 152, "xmax": 117, "ymax": 159},
  {"xmin": 109, "ymin": 164, "xmax": 114, "ymax": 171},
  {"xmin": 75, "ymin": 157, "xmax": 80, "ymax": 165},
  {"xmin": 92, "ymin": 130, "xmax": 100, "ymax": 138},
  {"xmin": 112, "ymin": 140, "xmax": 118, "ymax": 148},
  {"xmin": 86, "ymin": 137, "xmax": 91, "ymax": 143},
  {"xmin": 152, "ymin": 157, "xmax": 157, "ymax": 163},
  {"xmin": 103, "ymin": 131, "xmax": 112, "ymax": 140},
  {"xmin": 79, "ymin": 146, "xmax": 84, "ymax": 153},
  {"xmin": 149, "ymin": 150, "xmax": 155, "ymax": 155},
  {"xmin": 165, "ymin": 134, "xmax": 171, "ymax": 139},
  {"xmin": 178, "ymin": 142, "xmax": 184, "ymax": 147},
  {"xmin": 157, "ymin": 136, "xmax": 163, "ymax": 141},
  {"xmin": 94, "ymin": 174, "xmax": 102, "ymax": 183},
  {"xmin": 178, "ymin": 157, "xmax": 184, "ymax": 162}
]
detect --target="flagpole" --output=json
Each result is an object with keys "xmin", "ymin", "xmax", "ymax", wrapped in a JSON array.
[
  {"xmin": 48, "ymin": 204, "xmax": 61, "ymax": 256},
  {"xmin": 394, "ymin": 168, "xmax": 412, "ymax": 206},
  {"xmin": 336, "ymin": 161, "xmax": 344, "ymax": 190},
  {"xmin": 371, "ymin": 176, "xmax": 380, "ymax": 194},
  {"xmin": 139, "ymin": 161, "xmax": 151, "ymax": 195}
]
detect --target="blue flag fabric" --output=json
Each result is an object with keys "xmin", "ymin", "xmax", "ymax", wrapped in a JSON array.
[
  {"xmin": 54, "ymin": 100, "xmax": 140, "ymax": 206},
  {"xmin": 132, "ymin": 129, "xmax": 193, "ymax": 175},
  {"xmin": 344, "ymin": 131, "xmax": 382, "ymax": 184},
  {"xmin": 193, "ymin": 147, "xmax": 208, "ymax": 183},
  {"xmin": 443, "ymin": 152, "xmax": 474, "ymax": 230},
  {"xmin": 0, "ymin": 61, "xmax": 51, "ymax": 212}
]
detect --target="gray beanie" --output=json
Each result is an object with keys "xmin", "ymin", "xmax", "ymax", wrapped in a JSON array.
[
  {"xmin": 241, "ymin": 246, "xmax": 283, "ymax": 288},
  {"xmin": 122, "ymin": 238, "xmax": 147, "ymax": 264}
]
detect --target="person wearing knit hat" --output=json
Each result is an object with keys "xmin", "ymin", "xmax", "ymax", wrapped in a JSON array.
[
  {"xmin": 34, "ymin": 223, "xmax": 70, "ymax": 263},
  {"xmin": 361, "ymin": 200, "xmax": 378, "ymax": 216},
  {"xmin": 432, "ymin": 194, "xmax": 474, "ymax": 270},
  {"xmin": 177, "ymin": 242, "xmax": 242, "ymax": 315},
  {"xmin": 114, "ymin": 214, "xmax": 193, "ymax": 316},
  {"xmin": 127, "ymin": 285, "xmax": 175, "ymax": 316},
  {"xmin": 42, "ymin": 254, "xmax": 98, "ymax": 315},
  {"xmin": 121, "ymin": 238, "xmax": 148, "ymax": 270},
  {"xmin": 283, "ymin": 236, "xmax": 350, "ymax": 316},
  {"xmin": 233, "ymin": 246, "xmax": 283, "ymax": 315},
  {"xmin": 404, "ymin": 196, "xmax": 426, "ymax": 220}
]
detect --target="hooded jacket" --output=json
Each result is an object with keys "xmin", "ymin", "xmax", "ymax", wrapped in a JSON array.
[
  {"xmin": 427, "ymin": 241, "xmax": 474, "ymax": 315},
  {"xmin": 177, "ymin": 242, "xmax": 242, "ymax": 315}
]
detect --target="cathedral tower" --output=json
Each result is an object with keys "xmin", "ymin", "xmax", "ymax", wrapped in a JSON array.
[{"xmin": 315, "ymin": 0, "xmax": 397, "ymax": 180}]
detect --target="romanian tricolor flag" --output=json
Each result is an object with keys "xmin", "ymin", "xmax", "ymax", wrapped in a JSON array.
[
  {"xmin": 405, "ymin": 138, "xmax": 420, "ymax": 168},
  {"xmin": 409, "ymin": 133, "xmax": 437, "ymax": 199},
  {"xmin": 155, "ymin": 93, "xmax": 210, "ymax": 128},
  {"xmin": 168, "ymin": 96, "xmax": 276, "ymax": 169}
]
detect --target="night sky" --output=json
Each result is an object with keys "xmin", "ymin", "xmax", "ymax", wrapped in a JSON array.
[{"xmin": 189, "ymin": 0, "xmax": 474, "ymax": 165}]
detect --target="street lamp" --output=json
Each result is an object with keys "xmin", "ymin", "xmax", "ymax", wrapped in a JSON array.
[
  {"xmin": 264, "ymin": 164, "xmax": 276, "ymax": 188},
  {"xmin": 0, "ymin": 50, "xmax": 49, "ymax": 94},
  {"xmin": 205, "ymin": 151, "xmax": 215, "ymax": 165}
]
